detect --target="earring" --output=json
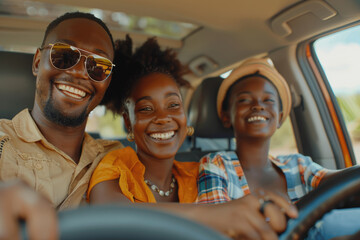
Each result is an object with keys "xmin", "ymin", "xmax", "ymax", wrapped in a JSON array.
[
  {"xmin": 127, "ymin": 132, "xmax": 135, "ymax": 142},
  {"xmin": 186, "ymin": 126, "xmax": 194, "ymax": 136}
]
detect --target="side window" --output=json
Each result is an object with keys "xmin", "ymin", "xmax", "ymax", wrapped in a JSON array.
[
  {"xmin": 269, "ymin": 117, "xmax": 298, "ymax": 156},
  {"xmin": 313, "ymin": 25, "xmax": 360, "ymax": 165},
  {"xmin": 86, "ymin": 106, "xmax": 127, "ymax": 139}
]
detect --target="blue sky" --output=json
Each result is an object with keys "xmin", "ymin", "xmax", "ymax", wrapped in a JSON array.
[{"xmin": 314, "ymin": 25, "xmax": 360, "ymax": 95}]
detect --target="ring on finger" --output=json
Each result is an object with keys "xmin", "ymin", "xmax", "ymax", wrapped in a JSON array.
[{"xmin": 259, "ymin": 198, "xmax": 273, "ymax": 214}]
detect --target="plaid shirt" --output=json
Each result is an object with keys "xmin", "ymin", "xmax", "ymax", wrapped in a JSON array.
[{"xmin": 196, "ymin": 151, "xmax": 328, "ymax": 204}]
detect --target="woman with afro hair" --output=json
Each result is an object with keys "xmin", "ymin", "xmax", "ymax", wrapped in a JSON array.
[{"xmin": 88, "ymin": 35, "xmax": 196, "ymax": 204}]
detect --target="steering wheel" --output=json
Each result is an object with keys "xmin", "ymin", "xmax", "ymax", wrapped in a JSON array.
[
  {"xmin": 279, "ymin": 165, "xmax": 360, "ymax": 240},
  {"xmin": 20, "ymin": 166, "xmax": 360, "ymax": 240},
  {"xmin": 21, "ymin": 204, "xmax": 230, "ymax": 240}
]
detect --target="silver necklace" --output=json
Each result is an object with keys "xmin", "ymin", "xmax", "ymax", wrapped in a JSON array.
[{"xmin": 144, "ymin": 176, "xmax": 176, "ymax": 197}]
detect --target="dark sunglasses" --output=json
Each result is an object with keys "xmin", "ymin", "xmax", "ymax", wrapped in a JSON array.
[{"xmin": 40, "ymin": 42, "xmax": 115, "ymax": 82}]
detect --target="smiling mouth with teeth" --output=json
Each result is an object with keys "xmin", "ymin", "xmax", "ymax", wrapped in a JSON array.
[
  {"xmin": 57, "ymin": 84, "xmax": 87, "ymax": 99},
  {"xmin": 247, "ymin": 116, "xmax": 268, "ymax": 123},
  {"xmin": 149, "ymin": 131, "xmax": 175, "ymax": 140}
]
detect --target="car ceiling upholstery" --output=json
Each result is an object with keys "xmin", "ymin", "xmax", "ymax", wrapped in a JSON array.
[{"xmin": 1, "ymin": 0, "xmax": 360, "ymax": 79}]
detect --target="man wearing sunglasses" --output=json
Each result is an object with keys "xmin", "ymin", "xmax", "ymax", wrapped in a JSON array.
[{"xmin": 0, "ymin": 12, "xmax": 122, "ymax": 239}]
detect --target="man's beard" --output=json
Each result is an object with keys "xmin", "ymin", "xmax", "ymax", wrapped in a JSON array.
[{"xmin": 43, "ymin": 94, "xmax": 88, "ymax": 127}]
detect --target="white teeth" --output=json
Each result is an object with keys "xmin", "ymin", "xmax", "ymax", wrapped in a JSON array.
[
  {"xmin": 247, "ymin": 116, "xmax": 267, "ymax": 122},
  {"xmin": 150, "ymin": 131, "xmax": 175, "ymax": 140},
  {"xmin": 57, "ymin": 84, "xmax": 86, "ymax": 98}
]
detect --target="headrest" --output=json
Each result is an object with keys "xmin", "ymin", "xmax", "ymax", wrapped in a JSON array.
[
  {"xmin": 0, "ymin": 51, "xmax": 35, "ymax": 119},
  {"xmin": 188, "ymin": 77, "xmax": 233, "ymax": 138}
]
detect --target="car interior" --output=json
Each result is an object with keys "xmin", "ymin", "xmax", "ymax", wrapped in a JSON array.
[
  {"xmin": 2, "ymin": 0, "xmax": 360, "ymax": 169},
  {"xmin": 1, "ymin": 0, "xmax": 360, "ymax": 238}
]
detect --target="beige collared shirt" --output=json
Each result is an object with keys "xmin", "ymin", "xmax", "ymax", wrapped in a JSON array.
[{"xmin": 0, "ymin": 109, "xmax": 123, "ymax": 210}]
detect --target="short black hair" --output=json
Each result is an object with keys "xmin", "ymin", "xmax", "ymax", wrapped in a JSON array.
[
  {"xmin": 41, "ymin": 12, "xmax": 115, "ymax": 51},
  {"xmin": 102, "ymin": 35, "xmax": 190, "ymax": 114},
  {"xmin": 222, "ymin": 72, "xmax": 283, "ymax": 112}
]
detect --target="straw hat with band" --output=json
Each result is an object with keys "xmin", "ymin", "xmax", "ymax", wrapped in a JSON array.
[{"xmin": 217, "ymin": 57, "xmax": 292, "ymax": 125}]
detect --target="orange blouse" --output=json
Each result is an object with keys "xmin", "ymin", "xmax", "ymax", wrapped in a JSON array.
[{"xmin": 88, "ymin": 147, "xmax": 199, "ymax": 203}]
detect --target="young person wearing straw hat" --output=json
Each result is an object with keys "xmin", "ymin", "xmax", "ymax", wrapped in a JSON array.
[{"xmin": 197, "ymin": 57, "xmax": 360, "ymax": 239}]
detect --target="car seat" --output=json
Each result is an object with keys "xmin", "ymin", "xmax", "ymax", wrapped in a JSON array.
[
  {"xmin": 0, "ymin": 51, "xmax": 35, "ymax": 119},
  {"xmin": 175, "ymin": 76, "xmax": 234, "ymax": 162}
]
